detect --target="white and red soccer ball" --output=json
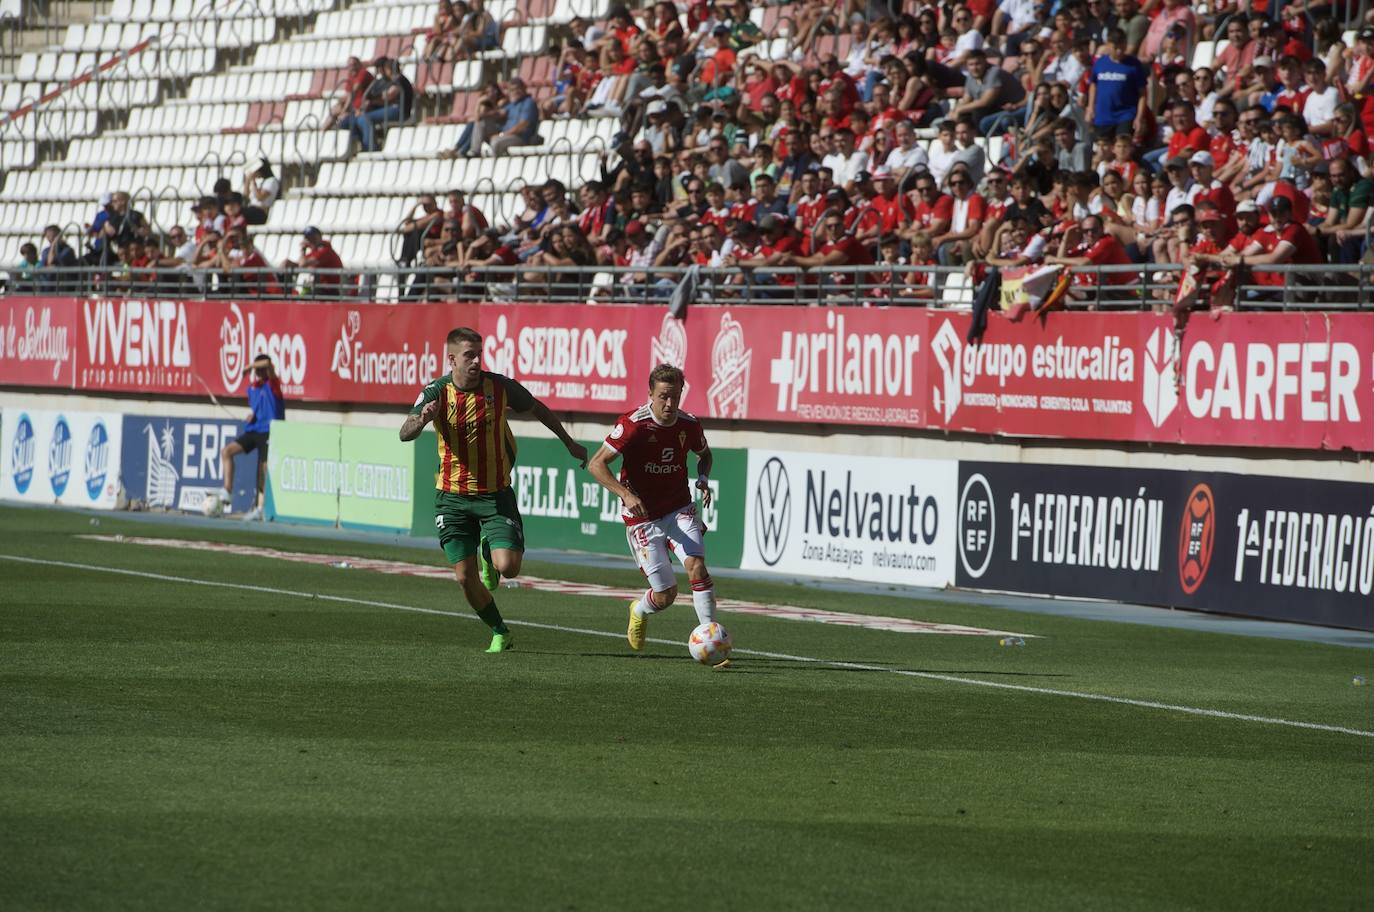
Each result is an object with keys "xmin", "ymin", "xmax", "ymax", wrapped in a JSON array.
[{"xmin": 688, "ymin": 622, "xmax": 732, "ymax": 665}]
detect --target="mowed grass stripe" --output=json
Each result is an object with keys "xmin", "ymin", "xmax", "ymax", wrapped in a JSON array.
[{"xmin": 4, "ymin": 552, "xmax": 1371, "ymax": 741}]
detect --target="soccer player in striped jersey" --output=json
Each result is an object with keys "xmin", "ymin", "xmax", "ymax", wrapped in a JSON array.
[
  {"xmin": 587, "ymin": 364, "xmax": 722, "ymax": 659},
  {"xmin": 400, "ymin": 327, "xmax": 588, "ymax": 653}
]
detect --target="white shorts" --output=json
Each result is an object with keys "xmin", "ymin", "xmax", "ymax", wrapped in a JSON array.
[{"xmin": 625, "ymin": 504, "xmax": 705, "ymax": 592}]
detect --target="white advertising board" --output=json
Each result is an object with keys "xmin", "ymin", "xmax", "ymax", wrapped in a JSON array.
[
  {"xmin": 741, "ymin": 449, "xmax": 957, "ymax": 588},
  {"xmin": 1, "ymin": 408, "xmax": 123, "ymax": 509}
]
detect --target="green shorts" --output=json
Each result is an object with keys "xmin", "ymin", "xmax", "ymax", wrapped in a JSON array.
[{"xmin": 434, "ymin": 487, "xmax": 525, "ymax": 564}]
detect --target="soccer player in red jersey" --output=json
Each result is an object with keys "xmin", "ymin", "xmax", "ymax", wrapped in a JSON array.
[{"xmin": 588, "ymin": 364, "xmax": 721, "ymax": 657}]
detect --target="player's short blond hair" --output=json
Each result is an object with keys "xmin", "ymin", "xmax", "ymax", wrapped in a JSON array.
[{"xmin": 649, "ymin": 363, "xmax": 685, "ymax": 391}]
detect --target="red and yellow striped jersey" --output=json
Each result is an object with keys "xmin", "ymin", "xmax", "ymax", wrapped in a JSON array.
[{"xmin": 410, "ymin": 372, "xmax": 534, "ymax": 495}]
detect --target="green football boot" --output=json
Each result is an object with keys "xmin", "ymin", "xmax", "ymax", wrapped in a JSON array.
[{"xmin": 478, "ymin": 538, "xmax": 499, "ymax": 591}]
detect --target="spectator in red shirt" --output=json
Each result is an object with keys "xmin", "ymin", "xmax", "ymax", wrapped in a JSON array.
[
  {"xmin": 1140, "ymin": 0, "xmax": 1194, "ymax": 63},
  {"xmin": 904, "ymin": 173, "xmax": 954, "ymax": 243},
  {"xmin": 1045, "ymin": 215, "xmax": 1137, "ymax": 288},
  {"xmin": 447, "ymin": 188, "xmax": 488, "ymax": 242},
  {"xmin": 1272, "ymin": 56, "xmax": 1309, "ymax": 116},
  {"xmin": 1214, "ymin": 18, "xmax": 1257, "ymax": 93},
  {"xmin": 1249, "ymin": 195, "xmax": 1321, "ymax": 268},
  {"xmin": 322, "ymin": 56, "xmax": 373, "ymax": 131},
  {"xmin": 868, "ymin": 169, "xmax": 914, "ymax": 235},
  {"xmin": 1163, "ymin": 104, "xmax": 1210, "ymax": 167},
  {"xmin": 283, "ymin": 227, "xmax": 345, "ymax": 294},
  {"xmin": 1225, "ymin": 199, "xmax": 1284, "ymax": 289},
  {"xmin": 218, "ymin": 230, "xmax": 283, "ymax": 297},
  {"xmin": 931, "ymin": 166, "xmax": 985, "ymax": 265},
  {"xmin": 793, "ymin": 170, "xmax": 829, "ymax": 235},
  {"xmin": 730, "ymin": 213, "xmax": 803, "ymax": 292},
  {"xmin": 221, "ymin": 194, "xmax": 249, "ymax": 235},
  {"xmin": 779, "ymin": 208, "xmax": 874, "ymax": 287},
  {"xmin": 1188, "ymin": 152, "xmax": 1237, "ymax": 243},
  {"xmin": 1321, "ymin": 104, "xmax": 1370, "ymax": 164},
  {"xmin": 576, "ymin": 180, "xmax": 616, "ymax": 244},
  {"xmin": 700, "ymin": 182, "xmax": 733, "ymax": 230},
  {"xmin": 1198, "ymin": 195, "xmax": 1319, "ymax": 298}
]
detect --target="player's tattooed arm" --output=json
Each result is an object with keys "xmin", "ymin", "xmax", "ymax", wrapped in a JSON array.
[{"xmin": 399, "ymin": 399, "xmax": 439, "ymax": 441}]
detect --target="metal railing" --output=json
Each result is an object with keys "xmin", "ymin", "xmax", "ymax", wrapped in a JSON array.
[{"xmin": 3, "ymin": 262, "xmax": 1372, "ymax": 310}]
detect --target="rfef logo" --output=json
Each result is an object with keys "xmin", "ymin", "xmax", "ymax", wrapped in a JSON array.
[
  {"xmin": 48, "ymin": 416, "xmax": 72, "ymax": 496},
  {"xmin": 1178, "ymin": 483, "xmax": 1215, "ymax": 594},
  {"xmin": 85, "ymin": 420, "xmax": 110, "ymax": 500},
  {"xmin": 11, "ymin": 413, "xmax": 35, "ymax": 494},
  {"xmin": 958, "ymin": 473, "xmax": 995, "ymax": 579},
  {"xmin": 754, "ymin": 456, "xmax": 791, "ymax": 566}
]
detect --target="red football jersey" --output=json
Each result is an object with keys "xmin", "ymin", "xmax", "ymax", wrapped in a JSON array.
[{"xmin": 604, "ymin": 404, "xmax": 707, "ymax": 525}]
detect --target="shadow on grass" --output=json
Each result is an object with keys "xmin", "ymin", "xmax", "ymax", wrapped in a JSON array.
[
  {"xmin": 545, "ymin": 651, "xmax": 1067, "ymax": 679},
  {"xmin": 733, "ymin": 657, "xmax": 1070, "ymax": 678},
  {"xmin": 570, "ymin": 652, "xmax": 777, "ymax": 674}
]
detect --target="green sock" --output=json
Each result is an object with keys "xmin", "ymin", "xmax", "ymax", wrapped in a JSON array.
[
  {"xmin": 480, "ymin": 538, "xmax": 493, "ymax": 564},
  {"xmin": 476, "ymin": 601, "xmax": 508, "ymax": 635}
]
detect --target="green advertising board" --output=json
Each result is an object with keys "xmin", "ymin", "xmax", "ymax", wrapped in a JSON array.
[
  {"xmin": 505, "ymin": 437, "xmax": 746, "ymax": 568},
  {"xmin": 269, "ymin": 419, "xmax": 747, "ymax": 567},
  {"xmin": 266, "ymin": 421, "xmax": 427, "ymax": 534}
]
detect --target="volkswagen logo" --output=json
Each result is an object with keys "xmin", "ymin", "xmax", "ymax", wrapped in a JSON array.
[{"xmin": 754, "ymin": 456, "xmax": 791, "ymax": 566}]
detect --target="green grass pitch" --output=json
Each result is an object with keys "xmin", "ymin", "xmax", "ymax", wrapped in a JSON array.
[{"xmin": 1, "ymin": 505, "xmax": 1371, "ymax": 910}]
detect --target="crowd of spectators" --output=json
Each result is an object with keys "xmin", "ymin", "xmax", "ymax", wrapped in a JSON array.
[
  {"xmin": 8, "ymin": 158, "xmax": 349, "ymax": 297},
  {"xmin": 14, "ymin": 0, "xmax": 1374, "ymax": 305},
  {"xmin": 389, "ymin": 0, "xmax": 1374, "ymax": 307}
]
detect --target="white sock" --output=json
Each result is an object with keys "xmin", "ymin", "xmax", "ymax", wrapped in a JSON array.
[
  {"xmin": 633, "ymin": 588, "xmax": 659, "ymax": 618},
  {"xmin": 690, "ymin": 577, "xmax": 716, "ymax": 625},
  {"xmin": 220, "ymin": 487, "xmax": 232, "ymax": 501}
]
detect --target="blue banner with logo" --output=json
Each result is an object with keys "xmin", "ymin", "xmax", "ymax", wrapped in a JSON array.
[
  {"xmin": 0, "ymin": 408, "xmax": 123, "ymax": 509},
  {"xmin": 119, "ymin": 414, "xmax": 259, "ymax": 515},
  {"xmin": 955, "ymin": 461, "xmax": 1374, "ymax": 631}
]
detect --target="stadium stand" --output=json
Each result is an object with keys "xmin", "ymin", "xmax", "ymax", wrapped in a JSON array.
[{"xmin": 1, "ymin": 0, "xmax": 1372, "ymax": 313}]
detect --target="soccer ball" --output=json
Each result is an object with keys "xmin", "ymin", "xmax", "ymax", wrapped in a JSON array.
[
  {"xmin": 688, "ymin": 621, "xmax": 732, "ymax": 665},
  {"xmin": 201, "ymin": 491, "xmax": 224, "ymax": 518}
]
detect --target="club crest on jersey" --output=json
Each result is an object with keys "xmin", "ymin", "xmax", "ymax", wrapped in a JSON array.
[{"xmin": 678, "ymin": 430, "xmax": 687, "ymax": 448}]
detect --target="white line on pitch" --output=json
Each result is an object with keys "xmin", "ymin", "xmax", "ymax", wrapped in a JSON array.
[{"xmin": 3, "ymin": 552, "xmax": 1371, "ymax": 740}]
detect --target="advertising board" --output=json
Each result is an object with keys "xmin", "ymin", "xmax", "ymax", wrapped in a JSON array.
[
  {"xmin": 73, "ymin": 298, "xmax": 477, "ymax": 403},
  {"xmin": 0, "ymin": 407, "xmax": 122, "ymax": 509},
  {"xmin": 10, "ymin": 295, "xmax": 1374, "ymax": 451},
  {"xmin": 265, "ymin": 422, "xmax": 419, "ymax": 533},
  {"xmin": 0, "ymin": 297, "xmax": 78, "ymax": 387},
  {"xmin": 741, "ymin": 448, "xmax": 958, "ymax": 587},
  {"xmin": 118, "ymin": 414, "xmax": 259, "ymax": 515},
  {"xmin": 955, "ymin": 461, "xmax": 1374, "ymax": 631},
  {"xmin": 503, "ymin": 436, "xmax": 746, "ymax": 567}
]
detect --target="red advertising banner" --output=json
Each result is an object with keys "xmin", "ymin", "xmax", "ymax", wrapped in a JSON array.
[
  {"xmin": 923, "ymin": 310, "xmax": 1153, "ymax": 440},
  {"xmin": 71, "ymin": 298, "xmax": 478, "ymax": 403},
  {"xmin": 674, "ymin": 306, "xmax": 930, "ymax": 427},
  {"xmin": 1162, "ymin": 311, "xmax": 1374, "ymax": 451},
  {"xmin": 0, "ymin": 297, "xmax": 78, "ymax": 388},
  {"xmin": 922, "ymin": 310, "xmax": 1373, "ymax": 451},
  {"xmin": 477, "ymin": 302, "xmax": 664, "ymax": 415},
  {"xmin": 8, "ymin": 295, "xmax": 1373, "ymax": 452}
]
